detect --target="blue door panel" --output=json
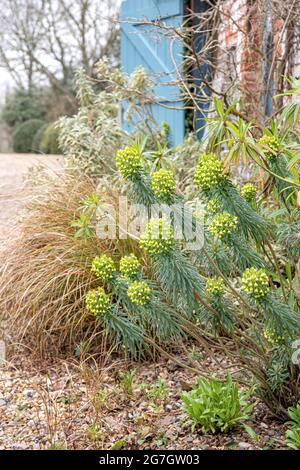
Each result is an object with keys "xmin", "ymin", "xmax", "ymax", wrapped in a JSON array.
[{"xmin": 121, "ymin": 0, "xmax": 185, "ymax": 146}]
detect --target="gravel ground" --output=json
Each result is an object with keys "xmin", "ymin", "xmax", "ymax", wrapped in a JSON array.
[
  {"xmin": 0, "ymin": 350, "xmax": 288, "ymax": 450},
  {"xmin": 0, "ymin": 153, "xmax": 63, "ymax": 242}
]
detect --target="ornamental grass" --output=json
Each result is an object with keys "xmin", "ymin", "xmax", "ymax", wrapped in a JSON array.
[{"xmin": 0, "ymin": 171, "xmax": 142, "ymax": 356}]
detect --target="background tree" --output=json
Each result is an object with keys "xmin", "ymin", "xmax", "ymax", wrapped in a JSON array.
[{"xmin": 0, "ymin": 0, "xmax": 119, "ymax": 110}]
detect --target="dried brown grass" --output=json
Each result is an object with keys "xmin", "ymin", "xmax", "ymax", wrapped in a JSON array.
[{"xmin": 0, "ymin": 170, "xmax": 141, "ymax": 357}]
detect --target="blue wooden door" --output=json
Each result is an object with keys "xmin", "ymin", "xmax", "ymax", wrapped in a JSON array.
[{"xmin": 120, "ymin": 0, "xmax": 185, "ymax": 146}]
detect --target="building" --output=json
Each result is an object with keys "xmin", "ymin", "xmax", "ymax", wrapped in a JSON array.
[{"xmin": 121, "ymin": 0, "xmax": 300, "ymax": 144}]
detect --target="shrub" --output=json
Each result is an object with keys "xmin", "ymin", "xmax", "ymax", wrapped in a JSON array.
[
  {"xmin": 40, "ymin": 123, "xmax": 61, "ymax": 154},
  {"xmin": 181, "ymin": 375, "xmax": 255, "ymax": 433},
  {"xmin": 2, "ymin": 88, "xmax": 47, "ymax": 128},
  {"xmin": 285, "ymin": 404, "xmax": 300, "ymax": 449},
  {"xmin": 56, "ymin": 63, "xmax": 159, "ymax": 178},
  {"xmin": 12, "ymin": 119, "xmax": 45, "ymax": 153},
  {"xmin": 31, "ymin": 123, "xmax": 48, "ymax": 153}
]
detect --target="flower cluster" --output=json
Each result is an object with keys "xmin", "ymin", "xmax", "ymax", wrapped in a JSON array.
[
  {"xmin": 242, "ymin": 267, "xmax": 270, "ymax": 299},
  {"xmin": 151, "ymin": 169, "xmax": 175, "ymax": 200},
  {"xmin": 258, "ymin": 135, "xmax": 280, "ymax": 160},
  {"xmin": 86, "ymin": 288, "xmax": 110, "ymax": 316},
  {"xmin": 194, "ymin": 153, "xmax": 226, "ymax": 191},
  {"xmin": 264, "ymin": 326, "xmax": 286, "ymax": 345},
  {"xmin": 207, "ymin": 198, "xmax": 222, "ymax": 214},
  {"xmin": 115, "ymin": 146, "xmax": 141, "ymax": 179},
  {"xmin": 140, "ymin": 219, "xmax": 175, "ymax": 255},
  {"xmin": 209, "ymin": 212, "xmax": 238, "ymax": 239},
  {"xmin": 241, "ymin": 183, "xmax": 258, "ymax": 203},
  {"xmin": 127, "ymin": 280, "xmax": 151, "ymax": 306},
  {"xmin": 91, "ymin": 255, "xmax": 115, "ymax": 282},
  {"xmin": 206, "ymin": 276, "xmax": 225, "ymax": 295},
  {"xmin": 119, "ymin": 254, "xmax": 140, "ymax": 279}
]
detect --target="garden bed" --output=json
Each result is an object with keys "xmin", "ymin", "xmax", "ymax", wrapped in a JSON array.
[{"xmin": 0, "ymin": 348, "xmax": 287, "ymax": 450}]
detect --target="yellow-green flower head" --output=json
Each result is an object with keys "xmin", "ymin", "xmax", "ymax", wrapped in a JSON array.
[
  {"xmin": 258, "ymin": 135, "xmax": 280, "ymax": 159},
  {"xmin": 127, "ymin": 280, "xmax": 151, "ymax": 306},
  {"xmin": 151, "ymin": 169, "xmax": 175, "ymax": 200},
  {"xmin": 209, "ymin": 212, "xmax": 238, "ymax": 239},
  {"xmin": 241, "ymin": 183, "xmax": 258, "ymax": 202},
  {"xmin": 119, "ymin": 254, "xmax": 140, "ymax": 279},
  {"xmin": 194, "ymin": 153, "xmax": 226, "ymax": 191},
  {"xmin": 86, "ymin": 288, "xmax": 110, "ymax": 316},
  {"xmin": 139, "ymin": 219, "xmax": 175, "ymax": 255},
  {"xmin": 242, "ymin": 267, "xmax": 270, "ymax": 299},
  {"xmin": 91, "ymin": 254, "xmax": 115, "ymax": 282},
  {"xmin": 207, "ymin": 198, "xmax": 222, "ymax": 214},
  {"xmin": 264, "ymin": 326, "xmax": 286, "ymax": 345},
  {"xmin": 115, "ymin": 146, "xmax": 141, "ymax": 179},
  {"xmin": 206, "ymin": 276, "xmax": 225, "ymax": 295}
]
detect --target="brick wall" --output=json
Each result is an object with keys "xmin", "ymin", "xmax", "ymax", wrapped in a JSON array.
[{"xmin": 212, "ymin": 0, "xmax": 300, "ymax": 119}]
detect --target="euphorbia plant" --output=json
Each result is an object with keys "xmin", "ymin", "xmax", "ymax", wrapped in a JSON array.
[{"xmin": 108, "ymin": 120, "xmax": 300, "ymax": 417}]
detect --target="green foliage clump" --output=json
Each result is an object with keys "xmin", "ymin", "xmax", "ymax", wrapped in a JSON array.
[
  {"xmin": 12, "ymin": 119, "xmax": 45, "ymax": 153},
  {"xmin": 139, "ymin": 219, "xmax": 175, "ymax": 255},
  {"xmin": 181, "ymin": 374, "xmax": 254, "ymax": 433},
  {"xmin": 57, "ymin": 62, "xmax": 158, "ymax": 178},
  {"xmin": 151, "ymin": 169, "xmax": 175, "ymax": 200},
  {"xmin": 2, "ymin": 88, "xmax": 47, "ymax": 128},
  {"xmin": 40, "ymin": 123, "xmax": 61, "ymax": 154},
  {"xmin": 127, "ymin": 280, "xmax": 151, "ymax": 306},
  {"xmin": 194, "ymin": 153, "xmax": 226, "ymax": 190},
  {"xmin": 119, "ymin": 254, "xmax": 140, "ymax": 279},
  {"xmin": 31, "ymin": 123, "xmax": 48, "ymax": 153},
  {"xmin": 91, "ymin": 255, "xmax": 115, "ymax": 282},
  {"xmin": 241, "ymin": 183, "xmax": 258, "ymax": 203},
  {"xmin": 209, "ymin": 212, "xmax": 238, "ymax": 239},
  {"xmin": 241, "ymin": 267, "xmax": 270, "ymax": 299},
  {"xmin": 258, "ymin": 134, "xmax": 280, "ymax": 159},
  {"xmin": 86, "ymin": 288, "xmax": 111, "ymax": 316},
  {"xmin": 285, "ymin": 404, "xmax": 300, "ymax": 449},
  {"xmin": 116, "ymin": 146, "xmax": 142, "ymax": 179},
  {"xmin": 75, "ymin": 68, "xmax": 94, "ymax": 107},
  {"xmin": 206, "ymin": 276, "xmax": 225, "ymax": 295}
]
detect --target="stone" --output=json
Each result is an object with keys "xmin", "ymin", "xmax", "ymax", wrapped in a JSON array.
[{"xmin": 238, "ymin": 442, "xmax": 252, "ymax": 450}]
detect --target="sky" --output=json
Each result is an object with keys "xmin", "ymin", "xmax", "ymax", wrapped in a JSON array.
[
  {"xmin": 0, "ymin": 69, "xmax": 13, "ymax": 102},
  {"xmin": 0, "ymin": 0, "xmax": 122, "ymax": 104}
]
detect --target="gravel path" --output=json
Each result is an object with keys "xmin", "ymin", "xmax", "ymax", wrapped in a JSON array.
[{"xmin": 0, "ymin": 153, "xmax": 63, "ymax": 242}]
